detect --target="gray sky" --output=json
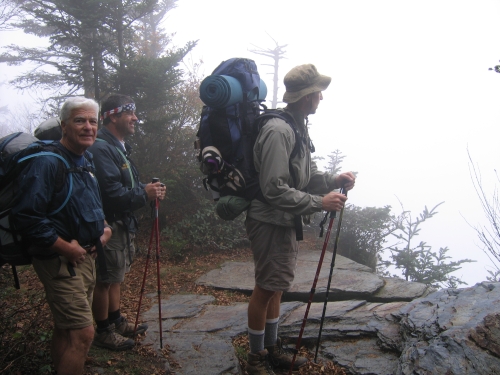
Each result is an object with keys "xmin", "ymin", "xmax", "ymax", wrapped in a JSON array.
[{"xmin": 1, "ymin": 0, "xmax": 500, "ymax": 285}]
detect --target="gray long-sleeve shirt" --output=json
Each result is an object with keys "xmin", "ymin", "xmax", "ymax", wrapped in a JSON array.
[{"xmin": 247, "ymin": 108, "xmax": 338, "ymax": 227}]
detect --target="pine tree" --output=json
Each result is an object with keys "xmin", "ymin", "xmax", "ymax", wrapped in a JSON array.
[
  {"xmin": 388, "ymin": 202, "xmax": 475, "ymax": 288},
  {"xmin": 326, "ymin": 149, "xmax": 345, "ymax": 175},
  {"xmin": 0, "ymin": 0, "xmax": 193, "ymax": 103}
]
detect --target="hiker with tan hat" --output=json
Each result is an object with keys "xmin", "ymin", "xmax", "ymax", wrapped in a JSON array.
[{"xmin": 245, "ymin": 64, "xmax": 356, "ymax": 374}]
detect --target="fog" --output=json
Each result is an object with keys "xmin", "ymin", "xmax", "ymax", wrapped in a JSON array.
[
  {"xmin": 2, "ymin": 0, "xmax": 500, "ymax": 285},
  {"xmin": 165, "ymin": 0, "xmax": 500, "ymax": 285}
]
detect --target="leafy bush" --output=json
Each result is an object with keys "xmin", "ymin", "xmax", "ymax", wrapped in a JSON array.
[{"xmin": 309, "ymin": 204, "xmax": 395, "ymax": 271}]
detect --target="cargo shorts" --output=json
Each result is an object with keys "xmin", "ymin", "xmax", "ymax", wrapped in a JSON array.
[
  {"xmin": 33, "ymin": 255, "xmax": 95, "ymax": 330},
  {"xmin": 245, "ymin": 217, "xmax": 298, "ymax": 292},
  {"xmin": 96, "ymin": 221, "xmax": 136, "ymax": 284}
]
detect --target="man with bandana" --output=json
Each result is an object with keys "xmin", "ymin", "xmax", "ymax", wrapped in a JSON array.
[{"xmin": 89, "ymin": 94, "xmax": 166, "ymax": 350}]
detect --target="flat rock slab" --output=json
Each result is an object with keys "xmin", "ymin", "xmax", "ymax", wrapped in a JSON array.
[
  {"xmin": 174, "ymin": 303, "xmax": 248, "ymax": 337},
  {"xmin": 161, "ymin": 332, "xmax": 241, "ymax": 375},
  {"xmin": 196, "ymin": 250, "xmax": 431, "ymax": 302},
  {"xmin": 322, "ymin": 337, "xmax": 399, "ymax": 375},
  {"xmin": 196, "ymin": 261, "xmax": 255, "ymax": 293},
  {"xmin": 372, "ymin": 277, "xmax": 435, "ymax": 301},
  {"xmin": 142, "ymin": 294, "xmax": 216, "ymax": 345}
]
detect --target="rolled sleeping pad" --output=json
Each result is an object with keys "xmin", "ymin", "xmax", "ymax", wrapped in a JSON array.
[
  {"xmin": 34, "ymin": 117, "xmax": 62, "ymax": 141},
  {"xmin": 246, "ymin": 79, "xmax": 267, "ymax": 102},
  {"xmin": 200, "ymin": 75, "xmax": 268, "ymax": 108},
  {"xmin": 200, "ymin": 75, "xmax": 243, "ymax": 108}
]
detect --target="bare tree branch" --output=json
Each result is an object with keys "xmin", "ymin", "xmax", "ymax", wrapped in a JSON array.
[{"xmin": 466, "ymin": 148, "xmax": 500, "ymax": 274}]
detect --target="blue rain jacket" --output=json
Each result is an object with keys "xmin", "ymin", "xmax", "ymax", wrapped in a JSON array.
[{"xmin": 11, "ymin": 142, "xmax": 105, "ymax": 255}]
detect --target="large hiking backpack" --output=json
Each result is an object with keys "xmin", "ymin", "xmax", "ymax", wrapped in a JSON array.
[
  {"xmin": 196, "ymin": 58, "xmax": 268, "ymax": 202},
  {"xmin": 34, "ymin": 117, "xmax": 62, "ymax": 141},
  {"xmin": 0, "ymin": 132, "xmax": 74, "ymax": 287},
  {"xmin": 195, "ymin": 58, "xmax": 305, "ymax": 225}
]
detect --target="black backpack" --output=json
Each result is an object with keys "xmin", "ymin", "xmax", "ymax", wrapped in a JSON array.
[
  {"xmin": 195, "ymin": 58, "xmax": 265, "ymax": 200},
  {"xmin": 195, "ymin": 58, "xmax": 302, "ymax": 202},
  {"xmin": 0, "ymin": 133, "xmax": 74, "ymax": 288},
  {"xmin": 195, "ymin": 59, "xmax": 306, "ymax": 239}
]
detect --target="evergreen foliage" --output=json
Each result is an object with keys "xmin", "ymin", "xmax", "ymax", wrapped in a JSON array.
[
  {"xmin": 336, "ymin": 205, "xmax": 395, "ymax": 271},
  {"xmin": 0, "ymin": 0, "xmax": 194, "ymax": 102},
  {"xmin": 326, "ymin": 149, "xmax": 344, "ymax": 175},
  {"xmin": 387, "ymin": 202, "xmax": 475, "ymax": 288}
]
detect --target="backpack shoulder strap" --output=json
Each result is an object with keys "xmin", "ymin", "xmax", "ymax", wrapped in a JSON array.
[
  {"xmin": 256, "ymin": 109, "xmax": 302, "ymax": 159},
  {"xmin": 95, "ymin": 138, "xmax": 135, "ymax": 188},
  {"xmin": 18, "ymin": 150, "xmax": 73, "ymax": 215}
]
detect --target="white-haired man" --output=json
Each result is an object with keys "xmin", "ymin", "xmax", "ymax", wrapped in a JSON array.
[{"xmin": 12, "ymin": 97, "xmax": 112, "ymax": 375}]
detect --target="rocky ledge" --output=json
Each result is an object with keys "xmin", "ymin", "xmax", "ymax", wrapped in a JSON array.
[{"xmin": 140, "ymin": 250, "xmax": 500, "ymax": 375}]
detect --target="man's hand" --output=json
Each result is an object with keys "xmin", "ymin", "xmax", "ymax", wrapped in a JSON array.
[
  {"xmin": 144, "ymin": 181, "xmax": 167, "ymax": 201},
  {"xmin": 50, "ymin": 238, "xmax": 87, "ymax": 267},
  {"xmin": 94, "ymin": 224, "xmax": 113, "ymax": 258},
  {"xmin": 335, "ymin": 172, "xmax": 356, "ymax": 191},
  {"xmin": 322, "ymin": 191, "xmax": 348, "ymax": 212}
]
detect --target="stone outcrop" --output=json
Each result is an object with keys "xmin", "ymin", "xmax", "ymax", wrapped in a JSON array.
[
  {"xmin": 397, "ymin": 283, "xmax": 500, "ymax": 375},
  {"xmin": 196, "ymin": 252, "xmax": 435, "ymax": 302},
  {"xmin": 140, "ymin": 250, "xmax": 500, "ymax": 374}
]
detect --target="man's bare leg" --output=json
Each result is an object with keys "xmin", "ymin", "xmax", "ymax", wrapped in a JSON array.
[
  {"xmin": 248, "ymin": 285, "xmax": 278, "ymax": 331},
  {"xmin": 52, "ymin": 325, "xmax": 94, "ymax": 375},
  {"xmin": 92, "ymin": 281, "xmax": 110, "ymax": 321},
  {"xmin": 108, "ymin": 283, "xmax": 121, "ymax": 313}
]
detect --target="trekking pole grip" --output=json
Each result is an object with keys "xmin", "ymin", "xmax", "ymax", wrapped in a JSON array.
[{"xmin": 152, "ymin": 177, "xmax": 161, "ymax": 201}]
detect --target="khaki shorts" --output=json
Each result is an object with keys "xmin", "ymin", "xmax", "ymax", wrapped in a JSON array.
[
  {"xmin": 96, "ymin": 221, "xmax": 136, "ymax": 284},
  {"xmin": 245, "ymin": 217, "xmax": 298, "ymax": 292},
  {"xmin": 33, "ymin": 255, "xmax": 95, "ymax": 330}
]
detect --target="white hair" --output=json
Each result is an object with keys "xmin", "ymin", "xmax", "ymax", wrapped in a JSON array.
[{"xmin": 60, "ymin": 97, "xmax": 99, "ymax": 122}]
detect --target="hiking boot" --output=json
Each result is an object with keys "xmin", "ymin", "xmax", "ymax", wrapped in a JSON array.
[
  {"xmin": 113, "ymin": 316, "xmax": 148, "ymax": 337},
  {"xmin": 266, "ymin": 337, "xmax": 307, "ymax": 370},
  {"xmin": 246, "ymin": 349, "xmax": 275, "ymax": 375},
  {"xmin": 93, "ymin": 323, "xmax": 135, "ymax": 351}
]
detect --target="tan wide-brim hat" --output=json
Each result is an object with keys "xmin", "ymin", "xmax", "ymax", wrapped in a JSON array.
[{"xmin": 282, "ymin": 64, "xmax": 331, "ymax": 104}]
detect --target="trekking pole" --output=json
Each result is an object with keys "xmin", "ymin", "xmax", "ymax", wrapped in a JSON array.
[
  {"xmin": 314, "ymin": 188, "xmax": 347, "ymax": 362},
  {"xmin": 288, "ymin": 206, "xmax": 339, "ymax": 375},
  {"xmin": 153, "ymin": 185, "xmax": 164, "ymax": 349},
  {"xmin": 134, "ymin": 178, "xmax": 163, "ymax": 348},
  {"xmin": 133, "ymin": 204, "xmax": 155, "ymax": 336}
]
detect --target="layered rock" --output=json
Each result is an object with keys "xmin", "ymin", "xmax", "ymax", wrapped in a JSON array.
[
  {"xmin": 196, "ymin": 252, "xmax": 435, "ymax": 302},
  {"xmin": 140, "ymin": 250, "xmax": 500, "ymax": 374}
]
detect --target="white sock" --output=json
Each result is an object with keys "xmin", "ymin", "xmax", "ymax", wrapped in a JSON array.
[{"xmin": 248, "ymin": 327, "xmax": 265, "ymax": 354}]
